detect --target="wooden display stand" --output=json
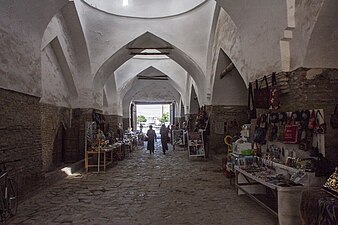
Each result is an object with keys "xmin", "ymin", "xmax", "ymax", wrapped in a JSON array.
[
  {"xmin": 84, "ymin": 121, "xmax": 116, "ymax": 173},
  {"xmin": 187, "ymin": 131, "xmax": 205, "ymax": 160},
  {"xmin": 85, "ymin": 145, "xmax": 113, "ymax": 173},
  {"xmin": 172, "ymin": 129, "xmax": 186, "ymax": 150}
]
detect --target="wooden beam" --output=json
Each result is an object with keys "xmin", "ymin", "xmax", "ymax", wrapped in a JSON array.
[
  {"xmin": 130, "ymin": 52, "xmax": 170, "ymax": 55},
  {"xmin": 127, "ymin": 47, "xmax": 173, "ymax": 50},
  {"xmin": 220, "ymin": 62, "xmax": 235, "ymax": 79}
]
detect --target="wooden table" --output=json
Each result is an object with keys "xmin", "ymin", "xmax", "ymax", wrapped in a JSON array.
[{"xmin": 85, "ymin": 146, "xmax": 114, "ymax": 173}]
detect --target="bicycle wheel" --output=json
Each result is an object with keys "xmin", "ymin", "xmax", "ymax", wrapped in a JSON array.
[
  {"xmin": 0, "ymin": 189, "xmax": 5, "ymax": 221},
  {"xmin": 6, "ymin": 178, "xmax": 18, "ymax": 216}
]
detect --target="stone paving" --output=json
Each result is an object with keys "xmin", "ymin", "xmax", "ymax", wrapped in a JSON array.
[{"xmin": 9, "ymin": 143, "xmax": 276, "ymax": 225}]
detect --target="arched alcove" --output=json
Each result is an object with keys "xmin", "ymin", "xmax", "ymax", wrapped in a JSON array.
[
  {"xmin": 122, "ymin": 81, "xmax": 180, "ymax": 117},
  {"xmin": 180, "ymin": 100, "xmax": 185, "ymax": 118},
  {"xmin": 92, "ymin": 31, "xmax": 206, "ymax": 107},
  {"xmin": 211, "ymin": 49, "xmax": 247, "ymax": 105},
  {"xmin": 189, "ymin": 85, "xmax": 200, "ymax": 114}
]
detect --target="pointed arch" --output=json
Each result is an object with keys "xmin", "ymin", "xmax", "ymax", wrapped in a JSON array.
[
  {"xmin": 92, "ymin": 31, "xmax": 206, "ymax": 102},
  {"xmin": 122, "ymin": 81, "xmax": 180, "ymax": 117},
  {"xmin": 119, "ymin": 66, "xmax": 185, "ymax": 104},
  {"xmin": 208, "ymin": 5, "xmax": 248, "ymax": 92},
  {"xmin": 211, "ymin": 48, "xmax": 247, "ymax": 105},
  {"xmin": 189, "ymin": 85, "xmax": 200, "ymax": 114}
]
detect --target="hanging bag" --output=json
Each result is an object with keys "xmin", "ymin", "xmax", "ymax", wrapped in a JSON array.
[
  {"xmin": 308, "ymin": 110, "xmax": 316, "ymax": 130},
  {"xmin": 284, "ymin": 112, "xmax": 299, "ymax": 144},
  {"xmin": 269, "ymin": 72, "xmax": 280, "ymax": 110},
  {"xmin": 314, "ymin": 110, "xmax": 326, "ymax": 134},
  {"xmin": 299, "ymin": 129, "xmax": 312, "ymax": 151},
  {"xmin": 254, "ymin": 76, "xmax": 270, "ymax": 108},
  {"xmin": 247, "ymin": 83, "xmax": 257, "ymax": 123},
  {"xmin": 277, "ymin": 112, "xmax": 287, "ymax": 141},
  {"xmin": 330, "ymin": 104, "xmax": 338, "ymax": 129},
  {"xmin": 284, "ymin": 124, "xmax": 299, "ymax": 144},
  {"xmin": 253, "ymin": 115, "xmax": 267, "ymax": 144}
]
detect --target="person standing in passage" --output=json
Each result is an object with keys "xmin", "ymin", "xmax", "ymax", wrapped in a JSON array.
[
  {"xmin": 160, "ymin": 124, "xmax": 168, "ymax": 154},
  {"xmin": 146, "ymin": 125, "xmax": 156, "ymax": 154},
  {"xmin": 167, "ymin": 125, "xmax": 172, "ymax": 144},
  {"xmin": 116, "ymin": 123, "xmax": 124, "ymax": 141}
]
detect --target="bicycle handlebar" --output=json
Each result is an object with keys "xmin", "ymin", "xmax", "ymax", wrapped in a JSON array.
[{"xmin": 0, "ymin": 159, "xmax": 21, "ymax": 165}]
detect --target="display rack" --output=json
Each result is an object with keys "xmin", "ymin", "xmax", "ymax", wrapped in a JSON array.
[
  {"xmin": 85, "ymin": 145, "xmax": 114, "ymax": 173},
  {"xmin": 172, "ymin": 129, "xmax": 185, "ymax": 150},
  {"xmin": 84, "ymin": 121, "xmax": 115, "ymax": 173},
  {"xmin": 187, "ymin": 130, "xmax": 205, "ymax": 159}
]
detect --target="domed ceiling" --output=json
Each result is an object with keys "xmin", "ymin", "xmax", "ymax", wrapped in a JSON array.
[{"xmin": 82, "ymin": 0, "xmax": 207, "ymax": 18}]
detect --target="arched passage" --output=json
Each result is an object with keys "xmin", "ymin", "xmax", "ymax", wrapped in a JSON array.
[
  {"xmin": 119, "ymin": 66, "xmax": 186, "ymax": 109},
  {"xmin": 92, "ymin": 32, "xmax": 207, "ymax": 108}
]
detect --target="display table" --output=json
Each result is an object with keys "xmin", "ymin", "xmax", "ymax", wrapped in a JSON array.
[
  {"xmin": 235, "ymin": 166, "xmax": 304, "ymax": 225},
  {"xmin": 85, "ymin": 145, "xmax": 114, "ymax": 173}
]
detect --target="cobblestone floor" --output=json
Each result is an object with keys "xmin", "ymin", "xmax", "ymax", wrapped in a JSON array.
[{"xmin": 10, "ymin": 143, "xmax": 276, "ymax": 225}]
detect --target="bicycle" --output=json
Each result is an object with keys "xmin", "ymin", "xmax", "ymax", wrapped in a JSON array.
[{"xmin": 0, "ymin": 159, "xmax": 20, "ymax": 224}]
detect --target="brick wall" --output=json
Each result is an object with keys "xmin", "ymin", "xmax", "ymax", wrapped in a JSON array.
[
  {"xmin": 122, "ymin": 118, "xmax": 129, "ymax": 131},
  {"xmin": 71, "ymin": 108, "xmax": 94, "ymax": 160},
  {"xmin": 208, "ymin": 105, "xmax": 247, "ymax": 154},
  {"xmin": 40, "ymin": 103, "xmax": 71, "ymax": 171},
  {"xmin": 0, "ymin": 88, "xmax": 44, "ymax": 197},
  {"xmin": 282, "ymin": 68, "xmax": 338, "ymax": 164},
  {"xmin": 253, "ymin": 68, "xmax": 338, "ymax": 164},
  {"xmin": 104, "ymin": 115, "xmax": 123, "ymax": 135}
]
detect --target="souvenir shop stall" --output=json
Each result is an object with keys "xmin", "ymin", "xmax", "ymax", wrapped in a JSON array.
[
  {"xmin": 172, "ymin": 129, "xmax": 185, "ymax": 149},
  {"xmin": 84, "ymin": 120, "xmax": 118, "ymax": 173},
  {"xmin": 123, "ymin": 130, "xmax": 138, "ymax": 156},
  {"xmin": 84, "ymin": 113, "xmax": 137, "ymax": 173},
  {"xmin": 187, "ymin": 105, "xmax": 209, "ymax": 159},
  {"xmin": 187, "ymin": 131, "xmax": 205, "ymax": 159},
  {"xmin": 224, "ymin": 73, "xmax": 337, "ymax": 225}
]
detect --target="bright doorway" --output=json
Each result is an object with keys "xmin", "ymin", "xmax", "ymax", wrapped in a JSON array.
[{"xmin": 136, "ymin": 104, "xmax": 171, "ymax": 135}]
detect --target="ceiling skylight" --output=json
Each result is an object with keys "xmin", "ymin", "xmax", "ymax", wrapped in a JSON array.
[{"xmin": 82, "ymin": 0, "xmax": 207, "ymax": 18}]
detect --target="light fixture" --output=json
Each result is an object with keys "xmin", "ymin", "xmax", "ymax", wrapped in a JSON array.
[{"xmin": 123, "ymin": 0, "xmax": 128, "ymax": 6}]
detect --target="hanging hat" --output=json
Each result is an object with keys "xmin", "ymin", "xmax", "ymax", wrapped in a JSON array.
[
  {"xmin": 291, "ymin": 110, "xmax": 302, "ymax": 121},
  {"xmin": 278, "ymin": 112, "xmax": 287, "ymax": 123},
  {"xmin": 269, "ymin": 112, "xmax": 279, "ymax": 124},
  {"xmin": 301, "ymin": 110, "xmax": 310, "ymax": 123}
]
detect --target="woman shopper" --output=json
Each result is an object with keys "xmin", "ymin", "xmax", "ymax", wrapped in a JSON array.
[
  {"xmin": 146, "ymin": 125, "xmax": 156, "ymax": 154},
  {"xmin": 160, "ymin": 124, "xmax": 168, "ymax": 154}
]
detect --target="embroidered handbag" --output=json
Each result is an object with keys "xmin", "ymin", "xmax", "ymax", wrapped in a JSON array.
[
  {"xmin": 254, "ymin": 76, "xmax": 270, "ymax": 109},
  {"xmin": 322, "ymin": 167, "xmax": 338, "ymax": 198},
  {"xmin": 330, "ymin": 104, "xmax": 338, "ymax": 129},
  {"xmin": 284, "ymin": 124, "xmax": 299, "ymax": 144},
  {"xmin": 314, "ymin": 110, "xmax": 326, "ymax": 134},
  {"xmin": 308, "ymin": 110, "xmax": 316, "ymax": 130}
]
